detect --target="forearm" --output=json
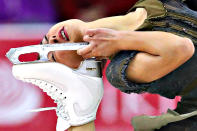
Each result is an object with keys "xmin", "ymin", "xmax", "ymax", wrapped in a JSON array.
[
  {"xmin": 118, "ymin": 31, "xmax": 195, "ymax": 83},
  {"xmin": 119, "ymin": 31, "xmax": 193, "ymax": 57},
  {"xmin": 79, "ymin": 28, "xmax": 194, "ymax": 84},
  {"xmin": 106, "ymin": 31, "xmax": 194, "ymax": 87}
]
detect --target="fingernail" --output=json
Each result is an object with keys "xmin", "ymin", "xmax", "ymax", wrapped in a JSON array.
[
  {"xmin": 77, "ymin": 50, "xmax": 81, "ymax": 55},
  {"xmin": 83, "ymin": 35, "xmax": 89, "ymax": 40}
]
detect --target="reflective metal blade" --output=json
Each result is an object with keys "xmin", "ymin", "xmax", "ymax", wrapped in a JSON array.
[{"xmin": 6, "ymin": 42, "xmax": 89, "ymax": 64}]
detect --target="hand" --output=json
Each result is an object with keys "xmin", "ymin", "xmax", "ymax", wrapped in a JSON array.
[{"xmin": 77, "ymin": 28, "xmax": 121, "ymax": 59}]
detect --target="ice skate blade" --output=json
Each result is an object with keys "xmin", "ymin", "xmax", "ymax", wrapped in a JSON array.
[{"xmin": 6, "ymin": 42, "xmax": 89, "ymax": 64}]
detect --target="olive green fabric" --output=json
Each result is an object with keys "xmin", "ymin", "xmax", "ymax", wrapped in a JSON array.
[
  {"xmin": 107, "ymin": 0, "xmax": 197, "ymax": 101},
  {"xmin": 127, "ymin": 0, "xmax": 197, "ymax": 98},
  {"xmin": 132, "ymin": 109, "xmax": 197, "ymax": 131},
  {"xmin": 128, "ymin": 0, "xmax": 197, "ymax": 45},
  {"xmin": 108, "ymin": 0, "xmax": 197, "ymax": 98},
  {"xmin": 129, "ymin": 0, "xmax": 166, "ymax": 19},
  {"xmin": 106, "ymin": 1, "xmax": 197, "ymax": 130},
  {"xmin": 128, "ymin": 0, "xmax": 166, "ymax": 30},
  {"xmin": 126, "ymin": 0, "xmax": 197, "ymax": 130},
  {"xmin": 123, "ymin": 0, "xmax": 197, "ymax": 97},
  {"xmin": 105, "ymin": 0, "xmax": 197, "ymax": 130}
]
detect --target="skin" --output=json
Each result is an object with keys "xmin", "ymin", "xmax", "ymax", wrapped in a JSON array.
[
  {"xmin": 41, "ymin": 8, "xmax": 195, "ymax": 131},
  {"xmin": 42, "ymin": 8, "xmax": 147, "ymax": 68}
]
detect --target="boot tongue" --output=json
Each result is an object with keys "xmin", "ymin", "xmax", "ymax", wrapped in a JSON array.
[{"xmin": 56, "ymin": 117, "xmax": 71, "ymax": 131}]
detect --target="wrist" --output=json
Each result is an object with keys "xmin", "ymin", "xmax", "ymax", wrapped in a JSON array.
[
  {"xmin": 117, "ymin": 31, "xmax": 137, "ymax": 51},
  {"xmin": 114, "ymin": 31, "xmax": 125, "ymax": 52}
]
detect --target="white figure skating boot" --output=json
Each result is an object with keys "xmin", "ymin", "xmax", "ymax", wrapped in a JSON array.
[{"xmin": 6, "ymin": 43, "xmax": 104, "ymax": 131}]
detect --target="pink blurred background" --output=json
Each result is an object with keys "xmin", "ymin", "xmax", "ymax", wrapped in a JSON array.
[{"xmin": 0, "ymin": 0, "xmax": 184, "ymax": 131}]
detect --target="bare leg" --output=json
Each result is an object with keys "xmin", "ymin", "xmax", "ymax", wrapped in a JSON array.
[{"xmin": 68, "ymin": 121, "xmax": 95, "ymax": 131}]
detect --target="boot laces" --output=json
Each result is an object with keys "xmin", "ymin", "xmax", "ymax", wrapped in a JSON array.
[{"xmin": 23, "ymin": 78, "xmax": 70, "ymax": 121}]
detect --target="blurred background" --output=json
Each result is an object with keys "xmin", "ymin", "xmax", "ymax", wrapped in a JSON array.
[{"xmin": 0, "ymin": 0, "xmax": 196, "ymax": 131}]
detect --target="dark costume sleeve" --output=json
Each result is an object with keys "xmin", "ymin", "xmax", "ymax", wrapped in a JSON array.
[
  {"xmin": 106, "ymin": 0, "xmax": 197, "ymax": 99},
  {"xmin": 106, "ymin": 50, "xmax": 151, "ymax": 94}
]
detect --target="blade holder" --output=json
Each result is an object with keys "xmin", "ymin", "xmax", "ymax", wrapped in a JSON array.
[{"xmin": 6, "ymin": 43, "xmax": 89, "ymax": 65}]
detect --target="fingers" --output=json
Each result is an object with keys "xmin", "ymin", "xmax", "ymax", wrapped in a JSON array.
[
  {"xmin": 82, "ymin": 52, "xmax": 94, "ymax": 59},
  {"xmin": 77, "ymin": 43, "xmax": 95, "ymax": 55},
  {"xmin": 83, "ymin": 35, "xmax": 92, "ymax": 42},
  {"xmin": 81, "ymin": 48, "xmax": 98, "ymax": 59},
  {"xmin": 82, "ymin": 49, "xmax": 104, "ymax": 59},
  {"xmin": 85, "ymin": 29, "xmax": 103, "ymax": 37},
  {"xmin": 85, "ymin": 29, "xmax": 96, "ymax": 37},
  {"xmin": 78, "ymin": 30, "xmax": 100, "ymax": 55},
  {"xmin": 84, "ymin": 28, "xmax": 110, "ymax": 42},
  {"xmin": 78, "ymin": 28, "xmax": 111, "ymax": 58}
]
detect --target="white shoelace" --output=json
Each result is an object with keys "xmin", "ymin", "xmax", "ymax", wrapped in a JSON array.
[{"xmin": 23, "ymin": 78, "xmax": 70, "ymax": 120}]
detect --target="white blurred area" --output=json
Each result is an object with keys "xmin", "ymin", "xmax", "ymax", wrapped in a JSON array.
[
  {"xmin": 0, "ymin": 23, "xmax": 51, "ymax": 125},
  {"xmin": 0, "ymin": 61, "xmax": 43, "ymax": 125}
]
